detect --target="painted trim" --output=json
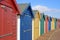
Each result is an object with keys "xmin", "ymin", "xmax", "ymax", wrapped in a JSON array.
[
  {"xmin": 17, "ymin": 16, "xmax": 20, "ymax": 40},
  {"xmin": 32, "ymin": 19, "xmax": 34, "ymax": 40}
]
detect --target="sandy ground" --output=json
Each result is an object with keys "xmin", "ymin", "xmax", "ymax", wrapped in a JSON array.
[{"xmin": 36, "ymin": 29, "xmax": 60, "ymax": 40}]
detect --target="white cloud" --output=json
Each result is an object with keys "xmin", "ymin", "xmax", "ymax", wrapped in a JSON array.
[
  {"xmin": 32, "ymin": 5, "xmax": 60, "ymax": 18},
  {"xmin": 32, "ymin": 5, "xmax": 60, "ymax": 13}
]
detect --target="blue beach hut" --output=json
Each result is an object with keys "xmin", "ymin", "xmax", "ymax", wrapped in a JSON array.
[{"xmin": 18, "ymin": 3, "xmax": 34, "ymax": 40}]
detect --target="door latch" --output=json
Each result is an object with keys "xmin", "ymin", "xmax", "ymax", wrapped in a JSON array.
[
  {"xmin": 24, "ymin": 29, "xmax": 32, "ymax": 32},
  {"xmin": 0, "ymin": 33, "xmax": 13, "ymax": 38}
]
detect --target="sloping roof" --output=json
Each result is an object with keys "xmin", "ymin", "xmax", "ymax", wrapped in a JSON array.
[
  {"xmin": 33, "ymin": 10, "xmax": 41, "ymax": 19},
  {"xmin": 18, "ymin": 3, "xmax": 34, "ymax": 18},
  {"xmin": 33, "ymin": 10, "xmax": 38, "ymax": 16},
  {"xmin": 45, "ymin": 15, "xmax": 49, "ymax": 20},
  {"xmin": 48, "ymin": 16, "xmax": 52, "ymax": 21},
  {"xmin": 18, "ymin": 3, "xmax": 29, "ymax": 14},
  {"xmin": 12, "ymin": 0, "xmax": 20, "ymax": 13}
]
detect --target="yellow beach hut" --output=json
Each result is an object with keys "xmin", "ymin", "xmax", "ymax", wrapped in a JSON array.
[
  {"xmin": 51, "ymin": 17, "xmax": 55, "ymax": 30},
  {"xmin": 32, "ymin": 10, "xmax": 40, "ymax": 40}
]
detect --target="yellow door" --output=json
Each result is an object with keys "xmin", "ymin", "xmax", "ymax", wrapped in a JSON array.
[
  {"xmin": 34, "ymin": 18, "xmax": 39, "ymax": 40},
  {"xmin": 51, "ymin": 18, "xmax": 55, "ymax": 30},
  {"xmin": 39, "ymin": 20, "xmax": 40, "ymax": 36},
  {"xmin": 32, "ymin": 10, "xmax": 40, "ymax": 40}
]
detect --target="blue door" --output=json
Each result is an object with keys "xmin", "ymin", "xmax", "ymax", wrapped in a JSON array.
[
  {"xmin": 48, "ymin": 20, "xmax": 51, "ymax": 31},
  {"xmin": 48, "ymin": 17, "xmax": 52, "ymax": 31},
  {"xmin": 20, "ymin": 14, "xmax": 32, "ymax": 40}
]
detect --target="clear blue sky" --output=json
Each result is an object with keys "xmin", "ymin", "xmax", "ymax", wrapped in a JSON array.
[{"xmin": 16, "ymin": 0, "xmax": 60, "ymax": 19}]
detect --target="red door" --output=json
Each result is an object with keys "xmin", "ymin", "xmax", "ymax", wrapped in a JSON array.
[
  {"xmin": 57, "ymin": 20, "xmax": 60, "ymax": 29},
  {"xmin": 0, "ymin": 5, "xmax": 17, "ymax": 40},
  {"xmin": 45, "ymin": 16, "xmax": 48, "ymax": 33}
]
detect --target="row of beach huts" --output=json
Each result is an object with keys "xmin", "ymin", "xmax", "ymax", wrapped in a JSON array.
[{"xmin": 0, "ymin": 0, "xmax": 60, "ymax": 40}]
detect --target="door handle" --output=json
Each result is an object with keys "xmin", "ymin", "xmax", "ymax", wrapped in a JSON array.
[
  {"xmin": 0, "ymin": 33, "xmax": 13, "ymax": 38},
  {"xmin": 24, "ymin": 29, "xmax": 32, "ymax": 32}
]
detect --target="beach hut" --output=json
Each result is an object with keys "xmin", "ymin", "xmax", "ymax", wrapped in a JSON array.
[
  {"xmin": 32, "ymin": 10, "xmax": 40, "ymax": 40},
  {"xmin": 44, "ymin": 15, "xmax": 49, "ymax": 33},
  {"xmin": 0, "ymin": 0, "xmax": 19, "ymax": 40},
  {"xmin": 56, "ymin": 19, "xmax": 60, "ymax": 29},
  {"xmin": 48, "ymin": 17, "xmax": 52, "ymax": 31},
  {"xmin": 51, "ymin": 17, "xmax": 55, "ymax": 30},
  {"xmin": 40, "ymin": 13, "xmax": 45, "ymax": 35},
  {"xmin": 54, "ymin": 18, "xmax": 57, "ymax": 29},
  {"xmin": 18, "ymin": 3, "xmax": 34, "ymax": 40},
  {"xmin": 51, "ymin": 18, "xmax": 57, "ymax": 30}
]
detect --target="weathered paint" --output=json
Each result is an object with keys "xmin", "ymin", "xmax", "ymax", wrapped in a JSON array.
[
  {"xmin": 45, "ymin": 15, "xmax": 48, "ymax": 33},
  {"xmin": 40, "ymin": 14, "xmax": 45, "ymax": 35},
  {"xmin": 0, "ymin": 5, "xmax": 17, "ymax": 40},
  {"xmin": 48, "ymin": 17, "xmax": 52, "ymax": 31},
  {"xmin": 51, "ymin": 18, "xmax": 55, "ymax": 30},
  {"xmin": 18, "ymin": 4, "xmax": 34, "ymax": 40},
  {"xmin": 32, "ymin": 10, "xmax": 40, "ymax": 40},
  {"xmin": 0, "ymin": 0, "xmax": 19, "ymax": 40},
  {"xmin": 0, "ymin": 0, "xmax": 20, "ymax": 14}
]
